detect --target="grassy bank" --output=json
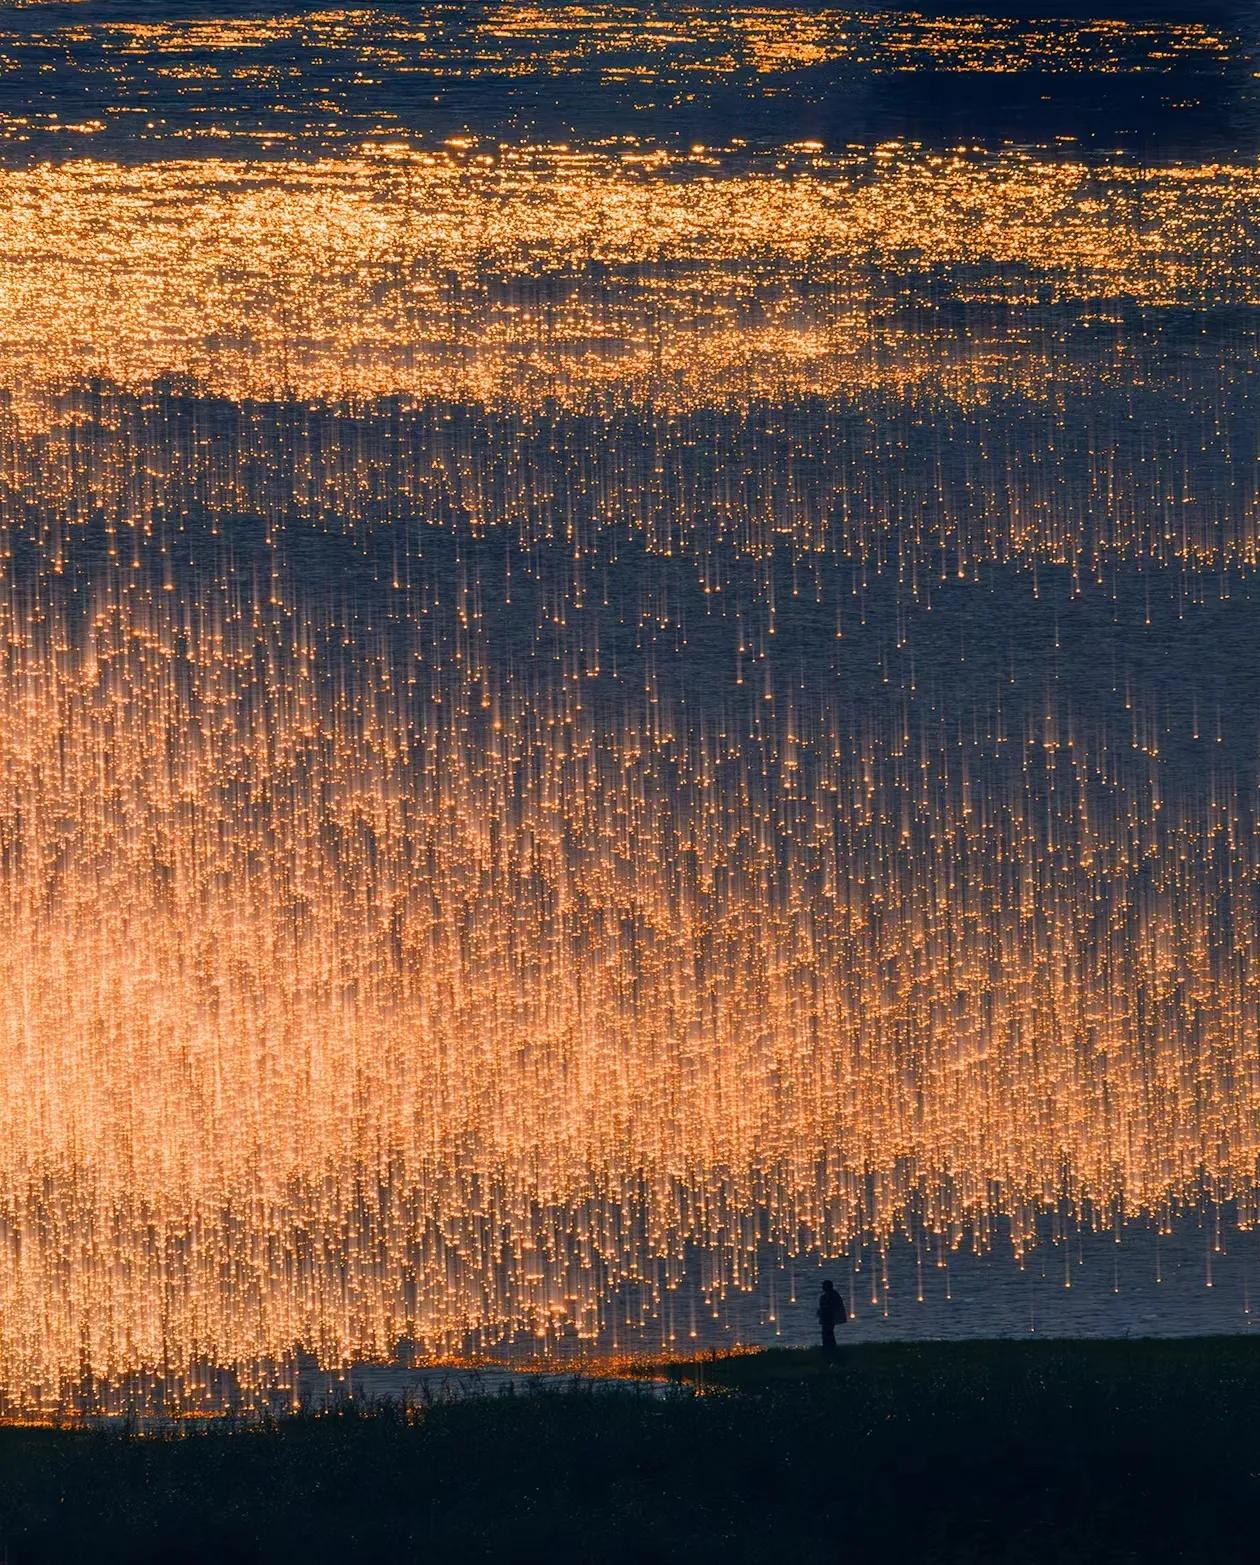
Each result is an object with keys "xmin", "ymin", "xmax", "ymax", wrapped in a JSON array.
[{"xmin": 1, "ymin": 1338, "xmax": 1258, "ymax": 1563}]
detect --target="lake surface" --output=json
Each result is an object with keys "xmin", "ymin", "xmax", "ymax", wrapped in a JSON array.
[{"xmin": 0, "ymin": 4, "xmax": 1258, "ymax": 1414}]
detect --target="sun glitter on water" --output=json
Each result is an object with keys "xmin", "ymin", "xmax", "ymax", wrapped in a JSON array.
[
  {"xmin": 0, "ymin": 571, "xmax": 1253, "ymax": 1415},
  {"xmin": 0, "ymin": 3, "xmax": 1257, "ymax": 1418}
]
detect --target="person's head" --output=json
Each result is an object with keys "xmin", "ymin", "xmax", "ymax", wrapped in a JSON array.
[{"xmin": 822, "ymin": 1279, "xmax": 835, "ymax": 1292}]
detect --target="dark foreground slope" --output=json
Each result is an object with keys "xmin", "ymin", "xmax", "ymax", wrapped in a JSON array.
[{"xmin": 2, "ymin": 1339, "xmax": 1259, "ymax": 1564}]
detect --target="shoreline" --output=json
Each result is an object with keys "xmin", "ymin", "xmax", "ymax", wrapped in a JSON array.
[{"xmin": 2, "ymin": 1338, "xmax": 1258, "ymax": 1561}]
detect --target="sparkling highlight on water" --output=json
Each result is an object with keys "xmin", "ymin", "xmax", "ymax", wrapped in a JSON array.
[{"xmin": 0, "ymin": 574, "xmax": 1254, "ymax": 1415}]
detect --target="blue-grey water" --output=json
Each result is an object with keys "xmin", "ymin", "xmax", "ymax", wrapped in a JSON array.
[
  {"xmin": 302, "ymin": 1223, "xmax": 1260, "ymax": 1403},
  {"xmin": 4, "ymin": 4, "xmax": 1260, "ymax": 1388}
]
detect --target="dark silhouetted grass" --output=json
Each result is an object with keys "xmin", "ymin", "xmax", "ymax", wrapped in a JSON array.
[{"xmin": 1, "ymin": 1338, "xmax": 1258, "ymax": 1562}]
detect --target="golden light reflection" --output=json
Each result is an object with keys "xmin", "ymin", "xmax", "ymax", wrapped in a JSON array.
[
  {"xmin": 478, "ymin": 6, "xmax": 1231, "ymax": 77},
  {"xmin": 0, "ymin": 575, "xmax": 1254, "ymax": 1415},
  {"xmin": 3, "ymin": 365, "xmax": 1254, "ymax": 596},
  {"xmin": 0, "ymin": 142, "xmax": 1252, "ymax": 414},
  {"xmin": 0, "ymin": 6, "xmax": 1230, "ymax": 102},
  {"xmin": 0, "ymin": 138, "xmax": 1252, "ymax": 604},
  {"xmin": 0, "ymin": 10, "xmax": 1253, "ymax": 1417}
]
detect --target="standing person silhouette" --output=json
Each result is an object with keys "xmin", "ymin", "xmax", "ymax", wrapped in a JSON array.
[{"xmin": 818, "ymin": 1279, "xmax": 847, "ymax": 1352}]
